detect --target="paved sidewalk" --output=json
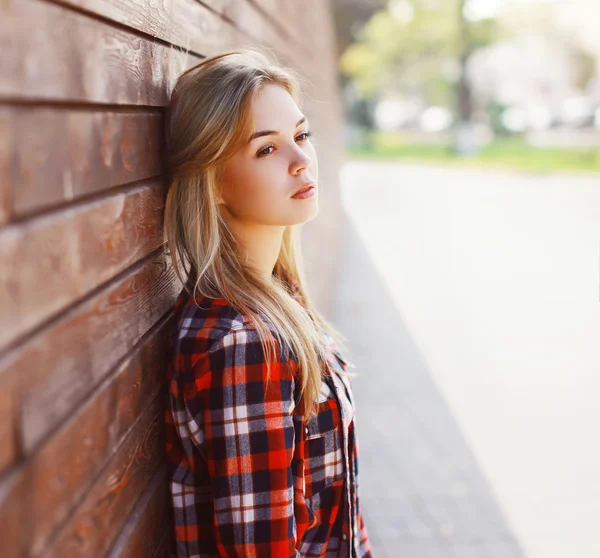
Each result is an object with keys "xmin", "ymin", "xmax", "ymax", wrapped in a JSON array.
[{"xmin": 331, "ymin": 217, "xmax": 526, "ymax": 558}]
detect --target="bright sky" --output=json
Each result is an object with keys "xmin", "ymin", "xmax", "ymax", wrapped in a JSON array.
[
  {"xmin": 390, "ymin": 0, "xmax": 562, "ymax": 23},
  {"xmin": 464, "ymin": 0, "xmax": 561, "ymax": 21}
]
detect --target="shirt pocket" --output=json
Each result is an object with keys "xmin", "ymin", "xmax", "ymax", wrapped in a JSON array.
[{"xmin": 303, "ymin": 377, "xmax": 345, "ymax": 499}]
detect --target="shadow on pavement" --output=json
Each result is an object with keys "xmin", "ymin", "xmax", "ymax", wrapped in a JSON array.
[{"xmin": 331, "ymin": 213, "xmax": 527, "ymax": 558}]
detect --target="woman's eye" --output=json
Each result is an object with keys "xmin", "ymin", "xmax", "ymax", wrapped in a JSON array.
[
  {"xmin": 297, "ymin": 130, "xmax": 313, "ymax": 141},
  {"xmin": 257, "ymin": 145, "xmax": 274, "ymax": 157},
  {"xmin": 256, "ymin": 130, "xmax": 313, "ymax": 158}
]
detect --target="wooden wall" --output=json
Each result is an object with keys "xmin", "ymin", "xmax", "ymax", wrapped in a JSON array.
[{"xmin": 0, "ymin": 1, "xmax": 345, "ymax": 556}]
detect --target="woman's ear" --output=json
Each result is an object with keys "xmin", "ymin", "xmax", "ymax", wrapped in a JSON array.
[
  {"xmin": 215, "ymin": 182, "xmax": 227, "ymax": 205},
  {"xmin": 214, "ymin": 164, "xmax": 227, "ymax": 205}
]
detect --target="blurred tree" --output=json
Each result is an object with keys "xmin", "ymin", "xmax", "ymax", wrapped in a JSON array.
[
  {"xmin": 339, "ymin": 0, "xmax": 504, "ymax": 154},
  {"xmin": 565, "ymin": 44, "xmax": 596, "ymax": 93},
  {"xmin": 331, "ymin": 0, "xmax": 387, "ymax": 59},
  {"xmin": 485, "ymin": 99, "xmax": 512, "ymax": 136}
]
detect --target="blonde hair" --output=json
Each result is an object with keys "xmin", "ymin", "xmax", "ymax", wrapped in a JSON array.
[{"xmin": 163, "ymin": 47, "xmax": 354, "ymax": 423}]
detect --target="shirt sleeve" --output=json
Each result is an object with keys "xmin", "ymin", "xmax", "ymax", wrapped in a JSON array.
[{"xmin": 174, "ymin": 327, "xmax": 302, "ymax": 557}]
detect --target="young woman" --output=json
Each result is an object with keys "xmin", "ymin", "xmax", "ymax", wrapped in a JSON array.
[{"xmin": 163, "ymin": 48, "xmax": 373, "ymax": 558}]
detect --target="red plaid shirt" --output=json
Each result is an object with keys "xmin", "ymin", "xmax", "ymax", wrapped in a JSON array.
[{"xmin": 165, "ymin": 283, "xmax": 373, "ymax": 557}]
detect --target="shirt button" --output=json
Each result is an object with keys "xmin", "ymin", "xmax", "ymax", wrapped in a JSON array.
[{"xmin": 342, "ymin": 533, "xmax": 348, "ymax": 540}]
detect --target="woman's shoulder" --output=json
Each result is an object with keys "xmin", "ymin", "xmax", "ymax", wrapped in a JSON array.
[
  {"xmin": 168, "ymin": 288, "xmax": 299, "ymax": 398},
  {"xmin": 169, "ymin": 287, "xmax": 246, "ymax": 350},
  {"xmin": 168, "ymin": 286, "xmax": 289, "ymax": 366}
]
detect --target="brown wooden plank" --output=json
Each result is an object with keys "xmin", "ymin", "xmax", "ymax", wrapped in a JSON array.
[
  {"xmin": 244, "ymin": 0, "xmax": 332, "ymax": 92},
  {"xmin": 0, "ymin": 465, "xmax": 32, "ymax": 558},
  {"xmin": 58, "ymin": 0, "xmax": 248, "ymax": 60},
  {"xmin": 0, "ymin": 315, "xmax": 173, "ymax": 554},
  {"xmin": 0, "ymin": 250, "xmax": 181, "ymax": 461},
  {"xmin": 0, "ymin": 370, "xmax": 19, "ymax": 472},
  {"xmin": 57, "ymin": 0, "xmax": 309, "ymax": 67},
  {"xmin": 105, "ymin": 465, "xmax": 170, "ymax": 558},
  {"xmin": 0, "ymin": 179, "xmax": 165, "ymax": 351},
  {"xmin": 201, "ymin": 0, "xmax": 312, "ymax": 63},
  {"xmin": 241, "ymin": 0, "xmax": 313, "ymax": 55},
  {"xmin": 0, "ymin": 108, "xmax": 10, "ymax": 225},
  {"xmin": 1, "ymin": 0, "xmax": 198, "ymax": 105},
  {"xmin": 43, "ymin": 395, "xmax": 165, "ymax": 558},
  {"xmin": 0, "ymin": 107, "xmax": 162, "ymax": 222}
]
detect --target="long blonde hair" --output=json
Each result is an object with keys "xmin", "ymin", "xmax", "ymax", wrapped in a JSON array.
[{"xmin": 163, "ymin": 48, "xmax": 354, "ymax": 423}]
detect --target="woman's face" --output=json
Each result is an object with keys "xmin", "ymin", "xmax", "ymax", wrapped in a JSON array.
[{"xmin": 218, "ymin": 84, "xmax": 319, "ymax": 226}]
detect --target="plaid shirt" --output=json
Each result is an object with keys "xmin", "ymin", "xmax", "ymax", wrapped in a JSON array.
[{"xmin": 165, "ymin": 283, "xmax": 373, "ymax": 557}]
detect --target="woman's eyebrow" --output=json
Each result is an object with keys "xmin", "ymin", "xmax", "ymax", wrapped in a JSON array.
[{"xmin": 248, "ymin": 115, "xmax": 307, "ymax": 143}]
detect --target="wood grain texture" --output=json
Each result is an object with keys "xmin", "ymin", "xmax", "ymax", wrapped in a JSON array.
[
  {"xmin": 106, "ymin": 465, "xmax": 170, "ymax": 558},
  {"xmin": 0, "ymin": 316, "xmax": 172, "ymax": 554},
  {"xmin": 241, "ymin": 0, "xmax": 314, "ymax": 56},
  {"xmin": 0, "ymin": 107, "xmax": 163, "ymax": 222},
  {"xmin": 43, "ymin": 396, "xmax": 165, "ymax": 557},
  {"xmin": 0, "ymin": 251, "xmax": 181, "ymax": 461},
  {"xmin": 1, "ymin": 0, "xmax": 199, "ymax": 104},
  {"xmin": 0, "ymin": 370, "xmax": 18, "ymax": 472},
  {"xmin": 0, "ymin": 180, "xmax": 166, "ymax": 351},
  {"xmin": 0, "ymin": 465, "xmax": 32, "ymax": 558},
  {"xmin": 57, "ymin": 0, "xmax": 311, "ymax": 69},
  {"xmin": 55, "ymin": 0, "xmax": 249, "ymax": 59},
  {"xmin": 0, "ymin": 0, "xmax": 344, "ymax": 554},
  {"xmin": 0, "ymin": 109, "xmax": 10, "ymax": 225},
  {"xmin": 202, "ymin": 0, "xmax": 314, "ymax": 63}
]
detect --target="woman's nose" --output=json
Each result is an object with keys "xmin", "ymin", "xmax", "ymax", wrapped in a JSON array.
[{"xmin": 291, "ymin": 149, "xmax": 312, "ymax": 170}]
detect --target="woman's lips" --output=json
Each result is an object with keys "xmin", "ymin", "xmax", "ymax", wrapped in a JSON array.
[{"xmin": 292, "ymin": 182, "xmax": 316, "ymax": 199}]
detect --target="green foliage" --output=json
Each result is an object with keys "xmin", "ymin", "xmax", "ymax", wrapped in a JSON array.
[
  {"xmin": 339, "ymin": 0, "xmax": 502, "ymax": 107},
  {"xmin": 347, "ymin": 131, "xmax": 600, "ymax": 173},
  {"xmin": 486, "ymin": 100, "xmax": 512, "ymax": 135}
]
